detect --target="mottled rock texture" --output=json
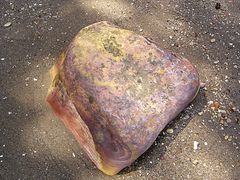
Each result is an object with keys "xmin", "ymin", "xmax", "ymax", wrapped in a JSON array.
[{"xmin": 46, "ymin": 21, "xmax": 200, "ymax": 175}]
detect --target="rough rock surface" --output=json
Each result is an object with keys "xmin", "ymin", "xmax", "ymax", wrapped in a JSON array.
[{"xmin": 47, "ymin": 21, "xmax": 199, "ymax": 175}]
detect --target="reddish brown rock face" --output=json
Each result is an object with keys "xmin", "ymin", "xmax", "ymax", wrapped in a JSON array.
[{"xmin": 46, "ymin": 21, "xmax": 200, "ymax": 175}]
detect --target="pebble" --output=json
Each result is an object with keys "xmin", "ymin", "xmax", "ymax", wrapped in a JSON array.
[
  {"xmin": 224, "ymin": 135, "xmax": 229, "ymax": 140},
  {"xmin": 198, "ymin": 112, "xmax": 203, "ymax": 116},
  {"xmin": 166, "ymin": 128, "xmax": 174, "ymax": 134},
  {"xmin": 215, "ymin": 3, "xmax": 221, "ymax": 10},
  {"xmin": 200, "ymin": 82, "xmax": 206, "ymax": 88},
  {"xmin": 183, "ymin": 114, "xmax": 190, "ymax": 120},
  {"xmin": 210, "ymin": 101, "xmax": 220, "ymax": 111},
  {"xmin": 218, "ymin": 109, "xmax": 226, "ymax": 114},
  {"xmin": 228, "ymin": 136, "xmax": 233, "ymax": 142},
  {"xmin": 8, "ymin": 112, "xmax": 12, "ymax": 115},
  {"xmin": 3, "ymin": 22, "xmax": 12, "ymax": 28},
  {"xmin": 22, "ymin": 153, "xmax": 26, "ymax": 157},
  {"xmin": 1, "ymin": 58, "xmax": 5, "ymax": 61},
  {"xmin": 139, "ymin": 28, "xmax": 143, "ymax": 32},
  {"xmin": 192, "ymin": 160, "xmax": 199, "ymax": 165},
  {"xmin": 0, "ymin": 155, "xmax": 3, "ymax": 158},
  {"xmin": 193, "ymin": 141, "xmax": 199, "ymax": 150},
  {"xmin": 210, "ymin": 38, "xmax": 216, "ymax": 43},
  {"xmin": 72, "ymin": 152, "xmax": 76, "ymax": 158}
]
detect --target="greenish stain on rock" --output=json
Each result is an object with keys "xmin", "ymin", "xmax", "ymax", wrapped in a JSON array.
[{"xmin": 102, "ymin": 35, "xmax": 122, "ymax": 57}]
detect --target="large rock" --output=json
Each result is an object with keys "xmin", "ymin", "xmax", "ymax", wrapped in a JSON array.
[{"xmin": 46, "ymin": 21, "xmax": 200, "ymax": 175}]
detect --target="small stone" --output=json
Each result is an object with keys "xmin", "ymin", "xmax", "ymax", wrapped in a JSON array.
[
  {"xmin": 189, "ymin": 41, "xmax": 194, "ymax": 46},
  {"xmin": 72, "ymin": 152, "xmax": 76, "ymax": 157},
  {"xmin": 3, "ymin": 22, "xmax": 12, "ymax": 28},
  {"xmin": 200, "ymin": 82, "xmax": 206, "ymax": 88},
  {"xmin": 8, "ymin": 112, "xmax": 12, "ymax": 115},
  {"xmin": 33, "ymin": 78, "xmax": 38, "ymax": 81},
  {"xmin": 0, "ymin": 155, "xmax": 3, "ymax": 158},
  {"xmin": 210, "ymin": 38, "xmax": 216, "ymax": 43},
  {"xmin": 198, "ymin": 112, "xmax": 203, "ymax": 116},
  {"xmin": 183, "ymin": 114, "xmax": 190, "ymax": 120},
  {"xmin": 224, "ymin": 135, "xmax": 229, "ymax": 140},
  {"xmin": 1, "ymin": 58, "xmax": 5, "ymax": 61},
  {"xmin": 22, "ymin": 153, "xmax": 26, "ymax": 156},
  {"xmin": 218, "ymin": 109, "xmax": 226, "ymax": 114},
  {"xmin": 228, "ymin": 136, "xmax": 233, "ymax": 142},
  {"xmin": 213, "ymin": 60, "xmax": 219, "ymax": 64},
  {"xmin": 10, "ymin": 3, "xmax": 15, "ymax": 10},
  {"xmin": 193, "ymin": 141, "xmax": 199, "ymax": 150},
  {"xmin": 210, "ymin": 102, "xmax": 220, "ymax": 111},
  {"xmin": 192, "ymin": 160, "xmax": 199, "ymax": 165},
  {"xmin": 223, "ymin": 122, "xmax": 228, "ymax": 127},
  {"xmin": 215, "ymin": 3, "xmax": 221, "ymax": 10},
  {"xmin": 166, "ymin": 128, "xmax": 174, "ymax": 134},
  {"xmin": 139, "ymin": 28, "xmax": 143, "ymax": 32}
]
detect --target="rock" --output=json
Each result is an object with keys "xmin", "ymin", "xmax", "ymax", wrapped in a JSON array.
[
  {"xmin": 218, "ymin": 109, "xmax": 226, "ymax": 114},
  {"xmin": 215, "ymin": 3, "xmax": 221, "ymax": 10},
  {"xmin": 193, "ymin": 141, "xmax": 199, "ymax": 150},
  {"xmin": 3, "ymin": 22, "xmax": 12, "ymax": 28},
  {"xmin": 228, "ymin": 136, "xmax": 233, "ymax": 142},
  {"xmin": 192, "ymin": 160, "xmax": 199, "ymax": 165},
  {"xmin": 166, "ymin": 128, "xmax": 174, "ymax": 134},
  {"xmin": 210, "ymin": 38, "xmax": 216, "ymax": 43},
  {"xmin": 72, "ymin": 152, "xmax": 76, "ymax": 157},
  {"xmin": 200, "ymin": 82, "xmax": 206, "ymax": 88},
  {"xmin": 183, "ymin": 114, "xmax": 190, "ymax": 120},
  {"xmin": 223, "ymin": 122, "xmax": 228, "ymax": 127},
  {"xmin": 224, "ymin": 135, "xmax": 229, "ymax": 140},
  {"xmin": 210, "ymin": 102, "xmax": 220, "ymax": 111},
  {"xmin": 46, "ymin": 21, "xmax": 200, "ymax": 175}
]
